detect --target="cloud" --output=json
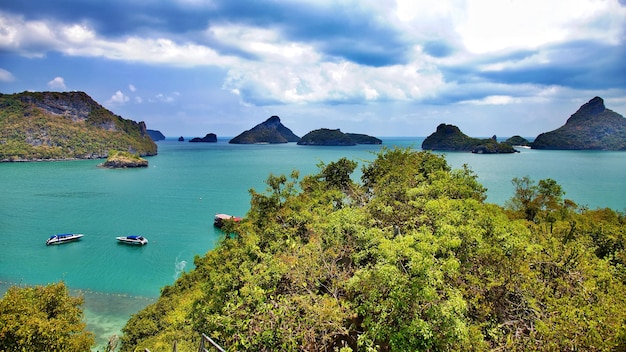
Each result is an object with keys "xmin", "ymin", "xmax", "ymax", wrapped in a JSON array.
[
  {"xmin": 47, "ymin": 76, "xmax": 66, "ymax": 90},
  {"xmin": 129, "ymin": 84, "xmax": 136, "ymax": 92},
  {"xmin": 107, "ymin": 90, "xmax": 129, "ymax": 105},
  {"xmin": 0, "ymin": 68, "xmax": 15, "ymax": 82}
]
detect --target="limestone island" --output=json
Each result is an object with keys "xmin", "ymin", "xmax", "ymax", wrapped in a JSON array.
[
  {"xmin": 297, "ymin": 128, "xmax": 382, "ymax": 146},
  {"xmin": 503, "ymin": 136, "xmax": 531, "ymax": 147},
  {"xmin": 229, "ymin": 116, "xmax": 300, "ymax": 144},
  {"xmin": 422, "ymin": 124, "xmax": 518, "ymax": 154},
  {"xmin": 100, "ymin": 150, "xmax": 148, "ymax": 168},
  {"xmin": 0, "ymin": 91, "xmax": 157, "ymax": 162},
  {"xmin": 146, "ymin": 129, "xmax": 166, "ymax": 141},
  {"xmin": 189, "ymin": 133, "xmax": 217, "ymax": 143},
  {"xmin": 531, "ymin": 96, "xmax": 626, "ymax": 150}
]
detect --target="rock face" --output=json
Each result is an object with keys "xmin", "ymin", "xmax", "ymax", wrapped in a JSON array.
[
  {"xmin": 297, "ymin": 129, "xmax": 382, "ymax": 146},
  {"xmin": 532, "ymin": 97, "xmax": 626, "ymax": 150},
  {"xmin": 0, "ymin": 91, "xmax": 157, "ymax": 161},
  {"xmin": 189, "ymin": 133, "xmax": 217, "ymax": 143},
  {"xmin": 422, "ymin": 124, "xmax": 517, "ymax": 154},
  {"xmin": 146, "ymin": 129, "xmax": 166, "ymax": 141},
  {"xmin": 229, "ymin": 116, "xmax": 300, "ymax": 144},
  {"xmin": 100, "ymin": 150, "xmax": 148, "ymax": 168}
]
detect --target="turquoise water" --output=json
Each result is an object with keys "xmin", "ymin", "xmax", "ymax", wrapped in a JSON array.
[{"xmin": 1, "ymin": 137, "xmax": 625, "ymax": 348}]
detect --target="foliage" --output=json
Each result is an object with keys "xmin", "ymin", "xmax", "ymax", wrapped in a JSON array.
[
  {"xmin": 422, "ymin": 124, "xmax": 516, "ymax": 153},
  {"xmin": 121, "ymin": 147, "xmax": 626, "ymax": 351},
  {"xmin": 0, "ymin": 91, "xmax": 157, "ymax": 161},
  {"xmin": 0, "ymin": 281, "xmax": 95, "ymax": 352}
]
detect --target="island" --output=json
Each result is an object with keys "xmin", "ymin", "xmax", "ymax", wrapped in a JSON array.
[
  {"xmin": 503, "ymin": 135, "xmax": 531, "ymax": 147},
  {"xmin": 146, "ymin": 129, "xmax": 166, "ymax": 141},
  {"xmin": 421, "ymin": 124, "xmax": 517, "ymax": 153},
  {"xmin": 100, "ymin": 150, "xmax": 148, "ymax": 168},
  {"xmin": 229, "ymin": 116, "xmax": 300, "ymax": 144},
  {"xmin": 297, "ymin": 128, "xmax": 382, "ymax": 146},
  {"xmin": 178, "ymin": 136, "xmax": 185, "ymax": 141},
  {"xmin": 189, "ymin": 133, "xmax": 217, "ymax": 143},
  {"xmin": 0, "ymin": 91, "xmax": 157, "ymax": 162},
  {"xmin": 531, "ymin": 96, "xmax": 626, "ymax": 150}
]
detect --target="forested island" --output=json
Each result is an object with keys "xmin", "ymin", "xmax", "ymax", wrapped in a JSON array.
[
  {"xmin": 4, "ymin": 148, "xmax": 624, "ymax": 351},
  {"xmin": 422, "ymin": 124, "xmax": 517, "ymax": 153},
  {"xmin": 297, "ymin": 128, "xmax": 382, "ymax": 146},
  {"xmin": 229, "ymin": 116, "xmax": 300, "ymax": 144},
  {"xmin": 531, "ymin": 96, "xmax": 626, "ymax": 150},
  {"xmin": 0, "ymin": 91, "xmax": 157, "ymax": 161}
]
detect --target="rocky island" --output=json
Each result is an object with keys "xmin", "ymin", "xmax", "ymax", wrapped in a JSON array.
[
  {"xmin": 229, "ymin": 116, "xmax": 300, "ymax": 144},
  {"xmin": 189, "ymin": 133, "xmax": 217, "ymax": 143},
  {"xmin": 0, "ymin": 91, "xmax": 157, "ymax": 161},
  {"xmin": 297, "ymin": 129, "xmax": 382, "ymax": 146},
  {"xmin": 422, "ymin": 124, "xmax": 517, "ymax": 153},
  {"xmin": 146, "ymin": 129, "xmax": 165, "ymax": 141},
  {"xmin": 100, "ymin": 150, "xmax": 148, "ymax": 168},
  {"xmin": 531, "ymin": 96, "xmax": 626, "ymax": 150}
]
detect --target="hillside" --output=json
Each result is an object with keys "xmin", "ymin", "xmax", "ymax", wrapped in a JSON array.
[
  {"xmin": 0, "ymin": 91, "xmax": 157, "ymax": 161},
  {"xmin": 120, "ymin": 148, "xmax": 626, "ymax": 352},
  {"xmin": 532, "ymin": 96, "xmax": 626, "ymax": 150},
  {"xmin": 229, "ymin": 116, "xmax": 300, "ymax": 144},
  {"xmin": 422, "ymin": 124, "xmax": 517, "ymax": 153},
  {"xmin": 297, "ymin": 129, "xmax": 382, "ymax": 146}
]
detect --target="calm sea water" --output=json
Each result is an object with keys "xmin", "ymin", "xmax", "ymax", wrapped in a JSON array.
[{"xmin": 1, "ymin": 137, "xmax": 625, "ymax": 348}]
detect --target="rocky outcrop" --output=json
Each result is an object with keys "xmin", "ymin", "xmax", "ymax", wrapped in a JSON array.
[
  {"xmin": 100, "ymin": 150, "xmax": 148, "ymax": 168},
  {"xmin": 146, "ymin": 129, "xmax": 166, "ymax": 141},
  {"xmin": 178, "ymin": 136, "xmax": 184, "ymax": 141},
  {"xmin": 229, "ymin": 116, "xmax": 300, "ymax": 144},
  {"xmin": 422, "ymin": 124, "xmax": 517, "ymax": 153},
  {"xmin": 503, "ymin": 135, "xmax": 531, "ymax": 147},
  {"xmin": 297, "ymin": 129, "xmax": 382, "ymax": 146},
  {"xmin": 189, "ymin": 133, "xmax": 217, "ymax": 143},
  {"xmin": 0, "ymin": 91, "xmax": 157, "ymax": 161},
  {"xmin": 531, "ymin": 97, "xmax": 626, "ymax": 150}
]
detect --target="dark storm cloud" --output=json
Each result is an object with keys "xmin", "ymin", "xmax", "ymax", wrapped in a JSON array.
[{"xmin": 2, "ymin": 0, "xmax": 411, "ymax": 66}]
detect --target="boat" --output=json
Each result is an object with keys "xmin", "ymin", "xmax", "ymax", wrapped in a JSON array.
[
  {"xmin": 46, "ymin": 233, "xmax": 84, "ymax": 245},
  {"xmin": 214, "ymin": 213, "xmax": 241, "ymax": 228},
  {"xmin": 116, "ymin": 235, "xmax": 148, "ymax": 245}
]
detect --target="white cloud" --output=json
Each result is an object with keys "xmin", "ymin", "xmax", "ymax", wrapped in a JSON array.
[
  {"xmin": 460, "ymin": 95, "xmax": 521, "ymax": 105},
  {"xmin": 47, "ymin": 76, "xmax": 66, "ymax": 90},
  {"xmin": 456, "ymin": 0, "xmax": 626, "ymax": 53},
  {"xmin": 107, "ymin": 90, "xmax": 129, "ymax": 105},
  {"xmin": 0, "ymin": 68, "xmax": 15, "ymax": 82},
  {"xmin": 129, "ymin": 84, "xmax": 136, "ymax": 92}
]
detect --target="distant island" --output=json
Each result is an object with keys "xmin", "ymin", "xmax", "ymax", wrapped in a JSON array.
[
  {"xmin": 146, "ymin": 129, "xmax": 165, "ymax": 141},
  {"xmin": 0, "ymin": 91, "xmax": 157, "ymax": 162},
  {"xmin": 297, "ymin": 129, "xmax": 382, "ymax": 146},
  {"xmin": 531, "ymin": 96, "xmax": 626, "ymax": 150},
  {"xmin": 422, "ymin": 124, "xmax": 517, "ymax": 154},
  {"xmin": 100, "ymin": 150, "xmax": 148, "ymax": 168},
  {"xmin": 189, "ymin": 133, "xmax": 217, "ymax": 143},
  {"xmin": 503, "ymin": 136, "xmax": 531, "ymax": 147},
  {"xmin": 229, "ymin": 116, "xmax": 300, "ymax": 144}
]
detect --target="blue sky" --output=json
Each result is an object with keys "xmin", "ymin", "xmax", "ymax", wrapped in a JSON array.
[{"xmin": 1, "ymin": 0, "xmax": 625, "ymax": 137}]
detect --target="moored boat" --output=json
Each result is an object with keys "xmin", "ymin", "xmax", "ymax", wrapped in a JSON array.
[
  {"xmin": 116, "ymin": 235, "xmax": 148, "ymax": 245},
  {"xmin": 46, "ymin": 233, "xmax": 84, "ymax": 245},
  {"xmin": 214, "ymin": 213, "xmax": 241, "ymax": 228}
]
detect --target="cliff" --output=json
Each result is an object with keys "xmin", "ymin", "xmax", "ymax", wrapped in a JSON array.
[
  {"xmin": 297, "ymin": 129, "xmax": 382, "ymax": 146},
  {"xmin": 229, "ymin": 116, "xmax": 300, "ymax": 144},
  {"xmin": 422, "ymin": 124, "xmax": 517, "ymax": 153},
  {"xmin": 531, "ymin": 97, "xmax": 626, "ymax": 150},
  {"xmin": 0, "ymin": 91, "xmax": 157, "ymax": 161}
]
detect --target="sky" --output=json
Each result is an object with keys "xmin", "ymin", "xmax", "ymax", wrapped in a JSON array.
[{"xmin": 0, "ymin": 0, "xmax": 625, "ymax": 138}]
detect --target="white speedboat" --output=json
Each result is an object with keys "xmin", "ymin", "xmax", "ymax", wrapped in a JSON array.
[
  {"xmin": 46, "ymin": 233, "xmax": 84, "ymax": 245},
  {"xmin": 116, "ymin": 235, "xmax": 148, "ymax": 245},
  {"xmin": 214, "ymin": 213, "xmax": 241, "ymax": 228}
]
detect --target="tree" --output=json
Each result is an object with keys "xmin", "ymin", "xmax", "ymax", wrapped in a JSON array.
[{"xmin": 0, "ymin": 281, "xmax": 95, "ymax": 352}]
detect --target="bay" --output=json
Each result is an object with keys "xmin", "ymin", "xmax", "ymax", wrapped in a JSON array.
[{"xmin": 1, "ymin": 137, "xmax": 624, "ymax": 348}]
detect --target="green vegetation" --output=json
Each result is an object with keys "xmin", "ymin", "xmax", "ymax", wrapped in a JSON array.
[
  {"xmin": 422, "ymin": 124, "xmax": 517, "ymax": 153},
  {"xmin": 229, "ymin": 116, "xmax": 300, "ymax": 144},
  {"xmin": 0, "ymin": 91, "xmax": 157, "ymax": 161},
  {"xmin": 120, "ymin": 147, "xmax": 626, "ymax": 351},
  {"xmin": 101, "ymin": 150, "xmax": 149, "ymax": 168},
  {"xmin": 297, "ymin": 129, "xmax": 382, "ymax": 146},
  {"xmin": 0, "ymin": 282, "xmax": 95, "ymax": 352}
]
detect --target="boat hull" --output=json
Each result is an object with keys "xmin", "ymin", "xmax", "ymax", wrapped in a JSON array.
[
  {"xmin": 116, "ymin": 236, "xmax": 148, "ymax": 245},
  {"xmin": 46, "ymin": 234, "xmax": 84, "ymax": 245}
]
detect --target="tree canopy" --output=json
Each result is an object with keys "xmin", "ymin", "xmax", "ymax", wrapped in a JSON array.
[{"xmin": 121, "ymin": 147, "xmax": 626, "ymax": 351}]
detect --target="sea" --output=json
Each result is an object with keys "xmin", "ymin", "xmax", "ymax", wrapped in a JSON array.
[{"xmin": 1, "ymin": 137, "xmax": 625, "ymax": 349}]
